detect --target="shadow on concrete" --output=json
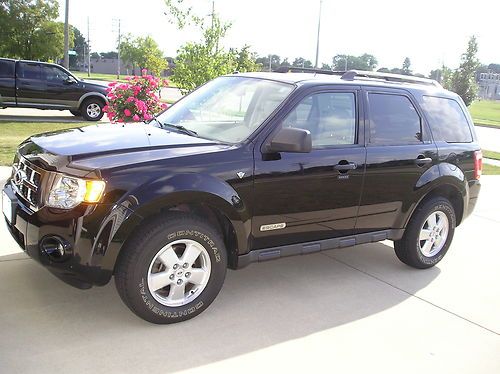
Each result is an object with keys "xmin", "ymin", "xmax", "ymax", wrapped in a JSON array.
[{"xmin": 0, "ymin": 242, "xmax": 440, "ymax": 372}]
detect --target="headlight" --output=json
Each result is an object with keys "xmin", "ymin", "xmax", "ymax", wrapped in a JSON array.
[{"xmin": 46, "ymin": 175, "xmax": 106, "ymax": 209}]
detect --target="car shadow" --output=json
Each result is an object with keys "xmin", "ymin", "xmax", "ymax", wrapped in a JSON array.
[{"xmin": 0, "ymin": 242, "xmax": 440, "ymax": 372}]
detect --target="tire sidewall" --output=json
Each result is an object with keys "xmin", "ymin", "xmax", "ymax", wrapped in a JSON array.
[
  {"xmin": 128, "ymin": 222, "xmax": 227, "ymax": 323},
  {"xmin": 412, "ymin": 199, "xmax": 456, "ymax": 267}
]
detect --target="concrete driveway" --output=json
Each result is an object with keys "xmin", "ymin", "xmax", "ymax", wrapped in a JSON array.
[{"xmin": 0, "ymin": 168, "xmax": 499, "ymax": 373}]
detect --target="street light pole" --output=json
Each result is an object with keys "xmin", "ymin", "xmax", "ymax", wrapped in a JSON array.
[
  {"xmin": 314, "ymin": 0, "xmax": 322, "ymax": 68},
  {"xmin": 63, "ymin": 0, "xmax": 69, "ymax": 68}
]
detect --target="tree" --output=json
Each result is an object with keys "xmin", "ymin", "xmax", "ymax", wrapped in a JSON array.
[
  {"xmin": 402, "ymin": 57, "xmax": 412, "ymax": 75},
  {"xmin": 120, "ymin": 34, "xmax": 167, "ymax": 76},
  {"xmin": 332, "ymin": 53, "xmax": 378, "ymax": 71},
  {"xmin": 256, "ymin": 54, "xmax": 281, "ymax": 71},
  {"xmin": 487, "ymin": 63, "xmax": 500, "ymax": 73},
  {"xmin": 280, "ymin": 58, "xmax": 290, "ymax": 67},
  {"xmin": 100, "ymin": 51, "xmax": 118, "ymax": 59},
  {"xmin": 292, "ymin": 57, "xmax": 313, "ymax": 68},
  {"xmin": 71, "ymin": 25, "xmax": 87, "ymax": 66},
  {"xmin": 429, "ymin": 69, "xmax": 442, "ymax": 82},
  {"xmin": 0, "ymin": 0, "xmax": 68, "ymax": 60},
  {"xmin": 320, "ymin": 63, "xmax": 331, "ymax": 70},
  {"xmin": 449, "ymin": 36, "xmax": 480, "ymax": 106},
  {"xmin": 231, "ymin": 45, "xmax": 261, "ymax": 72},
  {"xmin": 165, "ymin": 0, "xmax": 259, "ymax": 91}
]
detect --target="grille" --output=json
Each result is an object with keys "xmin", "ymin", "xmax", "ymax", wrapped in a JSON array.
[{"xmin": 11, "ymin": 157, "xmax": 43, "ymax": 209}]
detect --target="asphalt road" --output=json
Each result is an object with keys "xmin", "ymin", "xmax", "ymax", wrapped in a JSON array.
[
  {"xmin": 0, "ymin": 166, "xmax": 498, "ymax": 373},
  {"xmin": 475, "ymin": 125, "xmax": 500, "ymax": 151}
]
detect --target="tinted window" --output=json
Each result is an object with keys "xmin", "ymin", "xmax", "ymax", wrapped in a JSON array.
[
  {"xmin": 421, "ymin": 96, "xmax": 472, "ymax": 143},
  {"xmin": 18, "ymin": 63, "xmax": 41, "ymax": 80},
  {"xmin": 283, "ymin": 92, "xmax": 356, "ymax": 147},
  {"xmin": 42, "ymin": 65, "xmax": 70, "ymax": 83},
  {"xmin": 368, "ymin": 93, "xmax": 422, "ymax": 145},
  {"xmin": 0, "ymin": 60, "xmax": 15, "ymax": 78}
]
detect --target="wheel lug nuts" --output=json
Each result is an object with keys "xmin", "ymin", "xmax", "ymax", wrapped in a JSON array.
[
  {"xmin": 177, "ymin": 279, "xmax": 183, "ymax": 285},
  {"xmin": 183, "ymin": 263, "xmax": 189, "ymax": 269},
  {"xmin": 185, "ymin": 272, "xmax": 191, "ymax": 278},
  {"xmin": 173, "ymin": 264, "xmax": 179, "ymax": 270},
  {"xmin": 169, "ymin": 274, "xmax": 174, "ymax": 280}
]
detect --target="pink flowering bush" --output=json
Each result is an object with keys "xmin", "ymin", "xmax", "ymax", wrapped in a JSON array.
[{"xmin": 103, "ymin": 69, "xmax": 169, "ymax": 123}]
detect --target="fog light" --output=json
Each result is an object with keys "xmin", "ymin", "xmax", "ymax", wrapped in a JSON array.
[{"xmin": 40, "ymin": 236, "xmax": 71, "ymax": 261}]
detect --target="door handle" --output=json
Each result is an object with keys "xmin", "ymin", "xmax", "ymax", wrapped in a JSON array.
[
  {"xmin": 334, "ymin": 162, "xmax": 357, "ymax": 172},
  {"xmin": 414, "ymin": 155, "xmax": 432, "ymax": 166}
]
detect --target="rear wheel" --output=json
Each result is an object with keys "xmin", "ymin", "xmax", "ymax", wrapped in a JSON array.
[
  {"xmin": 394, "ymin": 197, "xmax": 456, "ymax": 269},
  {"xmin": 81, "ymin": 98, "xmax": 104, "ymax": 121},
  {"xmin": 114, "ymin": 213, "xmax": 227, "ymax": 324}
]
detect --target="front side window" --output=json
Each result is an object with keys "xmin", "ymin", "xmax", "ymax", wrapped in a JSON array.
[
  {"xmin": 156, "ymin": 76, "xmax": 294, "ymax": 143},
  {"xmin": 283, "ymin": 92, "xmax": 356, "ymax": 147},
  {"xmin": 42, "ymin": 65, "xmax": 70, "ymax": 83},
  {"xmin": 421, "ymin": 96, "xmax": 472, "ymax": 143},
  {"xmin": 368, "ymin": 93, "xmax": 422, "ymax": 145}
]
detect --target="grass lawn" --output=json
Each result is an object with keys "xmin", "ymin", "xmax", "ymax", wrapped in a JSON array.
[
  {"xmin": 71, "ymin": 71, "xmax": 177, "ymax": 87},
  {"xmin": 469, "ymin": 100, "xmax": 500, "ymax": 127},
  {"xmin": 483, "ymin": 150, "xmax": 500, "ymax": 161},
  {"xmin": 483, "ymin": 163, "xmax": 500, "ymax": 175},
  {"xmin": 0, "ymin": 122, "xmax": 86, "ymax": 166}
]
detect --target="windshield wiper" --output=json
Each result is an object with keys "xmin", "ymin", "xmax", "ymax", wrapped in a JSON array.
[{"xmin": 161, "ymin": 122, "xmax": 198, "ymax": 137}]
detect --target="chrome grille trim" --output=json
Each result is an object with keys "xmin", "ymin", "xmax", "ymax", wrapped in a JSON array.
[{"xmin": 11, "ymin": 156, "xmax": 44, "ymax": 211}]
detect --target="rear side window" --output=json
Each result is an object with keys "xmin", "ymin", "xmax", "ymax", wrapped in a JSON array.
[
  {"xmin": 18, "ymin": 63, "xmax": 41, "ymax": 80},
  {"xmin": 368, "ymin": 93, "xmax": 422, "ymax": 145},
  {"xmin": 0, "ymin": 60, "xmax": 15, "ymax": 78},
  {"xmin": 421, "ymin": 96, "xmax": 472, "ymax": 143}
]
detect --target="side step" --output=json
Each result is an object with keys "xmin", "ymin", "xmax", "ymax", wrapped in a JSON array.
[{"xmin": 236, "ymin": 229, "xmax": 403, "ymax": 268}]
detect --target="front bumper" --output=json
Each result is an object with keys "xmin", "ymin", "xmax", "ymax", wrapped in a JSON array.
[{"xmin": 2, "ymin": 182, "xmax": 139, "ymax": 289}]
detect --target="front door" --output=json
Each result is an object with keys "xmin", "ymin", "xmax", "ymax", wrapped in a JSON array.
[
  {"xmin": 252, "ymin": 89, "xmax": 366, "ymax": 249},
  {"xmin": 41, "ymin": 64, "xmax": 80, "ymax": 108}
]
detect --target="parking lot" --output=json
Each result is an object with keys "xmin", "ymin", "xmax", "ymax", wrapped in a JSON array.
[{"xmin": 0, "ymin": 164, "xmax": 498, "ymax": 373}]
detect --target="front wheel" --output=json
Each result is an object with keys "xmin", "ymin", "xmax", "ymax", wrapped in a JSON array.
[
  {"xmin": 81, "ymin": 98, "xmax": 104, "ymax": 121},
  {"xmin": 394, "ymin": 197, "xmax": 456, "ymax": 269},
  {"xmin": 114, "ymin": 214, "xmax": 227, "ymax": 324}
]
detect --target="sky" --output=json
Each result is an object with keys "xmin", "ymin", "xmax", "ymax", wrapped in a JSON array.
[{"xmin": 57, "ymin": 0, "xmax": 500, "ymax": 75}]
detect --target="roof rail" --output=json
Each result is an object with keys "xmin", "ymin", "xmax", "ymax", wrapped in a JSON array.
[
  {"xmin": 341, "ymin": 70, "xmax": 441, "ymax": 87},
  {"xmin": 274, "ymin": 66, "xmax": 345, "ymax": 76}
]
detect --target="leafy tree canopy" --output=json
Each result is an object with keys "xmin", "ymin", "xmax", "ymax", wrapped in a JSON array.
[{"xmin": 332, "ymin": 53, "xmax": 378, "ymax": 71}]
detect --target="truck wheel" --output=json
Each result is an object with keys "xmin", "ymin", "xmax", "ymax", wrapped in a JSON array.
[
  {"xmin": 394, "ymin": 197, "xmax": 456, "ymax": 269},
  {"xmin": 114, "ymin": 213, "xmax": 227, "ymax": 324},
  {"xmin": 69, "ymin": 109, "xmax": 81, "ymax": 116},
  {"xmin": 81, "ymin": 98, "xmax": 104, "ymax": 121}
]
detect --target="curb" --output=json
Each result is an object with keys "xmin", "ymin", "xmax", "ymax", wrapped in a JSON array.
[{"xmin": 475, "ymin": 123, "xmax": 500, "ymax": 129}]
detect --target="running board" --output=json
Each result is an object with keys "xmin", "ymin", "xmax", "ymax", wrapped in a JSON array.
[{"xmin": 236, "ymin": 229, "xmax": 404, "ymax": 268}]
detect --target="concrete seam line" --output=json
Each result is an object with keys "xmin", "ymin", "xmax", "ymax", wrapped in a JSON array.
[
  {"xmin": 321, "ymin": 252, "xmax": 499, "ymax": 336},
  {"xmin": 0, "ymin": 257, "xmax": 30, "ymax": 263}
]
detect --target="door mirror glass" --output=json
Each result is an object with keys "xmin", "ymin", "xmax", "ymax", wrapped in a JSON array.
[
  {"xmin": 64, "ymin": 76, "xmax": 76, "ymax": 84},
  {"xmin": 268, "ymin": 127, "xmax": 312, "ymax": 153}
]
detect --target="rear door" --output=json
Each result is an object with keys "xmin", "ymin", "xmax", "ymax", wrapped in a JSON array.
[
  {"xmin": 252, "ymin": 87, "xmax": 366, "ymax": 249},
  {"xmin": 0, "ymin": 59, "xmax": 16, "ymax": 106},
  {"xmin": 16, "ymin": 61, "xmax": 46, "ymax": 107},
  {"xmin": 355, "ymin": 89, "xmax": 438, "ymax": 234}
]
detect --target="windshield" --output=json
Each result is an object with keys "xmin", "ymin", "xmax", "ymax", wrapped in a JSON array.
[{"xmin": 156, "ymin": 76, "xmax": 294, "ymax": 143}]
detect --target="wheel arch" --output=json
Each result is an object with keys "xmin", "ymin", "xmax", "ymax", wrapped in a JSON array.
[{"xmin": 78, "ymin": 92, "xmax": 108, "ymax": 109}]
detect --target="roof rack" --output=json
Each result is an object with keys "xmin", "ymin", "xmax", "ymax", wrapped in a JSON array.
[
  {"xmin": 274, "ymin": 66, "xmax": 345, "ymax": 76},
  {"xmin": 341, "ymin": 70, "xmax": 441, "ymax": 87}
]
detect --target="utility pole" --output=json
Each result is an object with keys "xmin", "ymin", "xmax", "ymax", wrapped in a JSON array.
[
  {"xmin": 314, "ymin": 0, "xmax": 322, "ymax": 68},
  {"xmin": 268, "ymin": 54, "xmax": 272, "ymax": 72},
  {"xmin": 87, "ymin": 16, "xmax": 91, "ymax": 77},
  {"xmin": 63, "ymin": 0, "xmax": 69, "ymax": 68},
  {"xmin": 114, "ymin": 19, "xmax": 122, "ymax": 79},
  {"xmin": 211, "ymin": 0, "xmax": 215, "ymax": 29}
]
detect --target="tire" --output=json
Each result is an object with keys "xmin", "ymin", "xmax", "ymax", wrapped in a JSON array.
[
  {"xmin": 394, "ymin": 197, "xmax": 456, "ymax": 269},
  {"xmin": 81, "ymin": 97, "xmax": 104, "ymax": 121},
  {"xmin": 114, "ymin": 213, "xmax": 227, "ymax": 324},
  {"xmin": 69, "ymin": 109, "xmax": 81, "ymax": 116}
]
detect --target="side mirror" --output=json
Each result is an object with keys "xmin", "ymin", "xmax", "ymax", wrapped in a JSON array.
[
  {"xmin": 268, "ymin": 127, "xmax": 312, "ymax": 153},
  {"xmin": 64, "ymin": 76, "xmax": 76, "ymax": 84}
]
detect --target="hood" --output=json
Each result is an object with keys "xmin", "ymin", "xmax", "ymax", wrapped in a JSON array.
[
  {"xmin": 19, "ymin": 124, "xmax": 229, "ymax": 172},
  {"xmin": 79, "ymin": 79, "xmax": 109, "ymax": 92}
]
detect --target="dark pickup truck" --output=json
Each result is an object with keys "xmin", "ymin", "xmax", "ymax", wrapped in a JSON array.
[{"xmin": 0, "ymin": 58, "xmax": 108, "ymax": 120}]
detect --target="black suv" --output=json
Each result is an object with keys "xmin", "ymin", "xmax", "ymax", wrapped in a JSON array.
[
  {"xmin": 0, "ymin": 58, "xmax": 108, "ymax": 120},
  {"xmin": 2, "ymin": 70, "xmax": 482, "ymax": 324}
]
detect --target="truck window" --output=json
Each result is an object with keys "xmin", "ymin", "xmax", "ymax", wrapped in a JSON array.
[
  {"xmin": 368, "ymin": 93, "xmax": 422, "ymax": 145},
  {"xmin": 0, "ymin": 60, "xmax": 15, "ymax": 78},
  {"xmin": 421, "ymin": 96, "xmax": 473, "ymax": 143},
  {"xmin": 42, "ymin": 65, "xmax": 70, "ymax": 83},
  {"xmin": 18, "ymin": 63, "xmax": 41, "ymax": 80}
]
